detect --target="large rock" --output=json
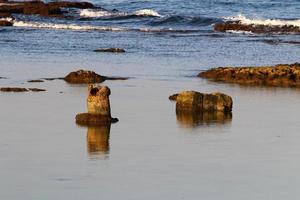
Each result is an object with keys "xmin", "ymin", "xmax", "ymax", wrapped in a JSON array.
[
  {"xmin": 214, "ymin": 21, "xmax": 300, "ymax": 34},
  {"xmin": 76, "ymin": 85, "xmax": 118, "ymax": 126},
  {"xmin": 0, "ymin": 1, "xmax": 95, "ymax": 17},
  {"xmin": 174, "ymin": 91, "xmax": 233, "ymax": 113},
  {"xmin": 0, "ymin": 19, "xmax": 12, "ymax": 26},
  {"xmin": 64, "ymin": 70, "xmax": 105, "ymax": 84},
  {"xmin": 199, "ymin": 63, "xmax": 300, "ymax": 87}
]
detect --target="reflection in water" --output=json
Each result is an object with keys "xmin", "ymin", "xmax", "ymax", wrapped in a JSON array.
[
  {"xmin": 87, "ymin": 124, "xmax": 111, "ymax": 157},
  {"xmin": 176, "ymin": 111, "xmax": 232, "ymax": 128}
]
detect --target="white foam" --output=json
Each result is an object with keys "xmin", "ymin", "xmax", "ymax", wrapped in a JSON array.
[
  {"xmin": 226, "ymin": 30, "xmax": 254, "ymax": 35},
  {"xmin": 0, "ymin": 17, "xmax": 14, "ymax": 22},
  {"xmin": 132, "ymin": 9, "xmax": 161, "ymax": 17},
  {"xmin": 79, "ymin": 9, "xmax": 161, "ymax": 18},
  {"xmin": 225, "ymin": 14, "xmax": 300, "ymax": 27},
  {"xmin": 13, "ymin": 21, "xmax": 125, "ymax": 31}
]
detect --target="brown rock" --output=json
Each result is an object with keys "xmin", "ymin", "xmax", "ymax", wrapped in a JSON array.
[
  {"xmin": 75, "ymin": 85, "xmax": 118, "ymax": 126},
  {"xmin": 0, "ymin": 20, "xmax": 13, "ymax": 26},
  {"xmin": 28, "ymin": 88, "xmax": 46, "ymax": 92},
  {"xmin": 94, "ymin": 48, "xmax": 125, "ymax": 53},
  {"xmin": 0, "ymin": 87, "xmax": 28, "ymax": 92},
  {"xmin": 28, "ymin": 79, "xmax": 44, "ymax": 83},
  {"xmin": 199, "ymin": 63, "xmax": 300, "ymax": 87},
  {"xmin": 174, "ymin": 91, "xmax": 232, "ymax": 113},
  {"xmin": 214, "ymin": 21, "xmax": 300, "ymax": 34},
  {"xmin": 64, "ymin": 70, "xmax": 105, "ymax": 84}
]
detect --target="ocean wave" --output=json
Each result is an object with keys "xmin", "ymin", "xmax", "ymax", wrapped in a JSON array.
[
  {"xmin": 79, "ymin": 9, "xmax": 161, "ymax": 19},
  {"xmin": 12, "ymin": 20, "xmax": 199, "ymax": 33},
  {"xmin": 224, "ymin": 14, "xmax": 300, "ymax": 27},
  {"xmin": 13, "ymin": 21, "xmax": 125, "ymax": 31},
  {"xmin": 149, "ymin": 15, "xmax": 218, "ymax": 26}
]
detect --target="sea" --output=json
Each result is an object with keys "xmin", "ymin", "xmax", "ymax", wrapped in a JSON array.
[{"xmin": 0, "ymin": 0, "xmax": 300, "ymax": 199}]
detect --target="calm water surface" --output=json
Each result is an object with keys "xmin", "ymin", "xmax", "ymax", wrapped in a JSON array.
[{"xmin": 0, "ymin": 0, "xmax": 300, "ymax": 199}]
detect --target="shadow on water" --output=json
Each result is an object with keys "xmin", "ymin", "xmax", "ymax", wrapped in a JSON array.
[
  {"xmin": 86, "ymin": 124, "xmax": 111, "ymax": 159},
  {"xmin": 176, "ymin": 111, "xmax": 232, "ymax": 129}
]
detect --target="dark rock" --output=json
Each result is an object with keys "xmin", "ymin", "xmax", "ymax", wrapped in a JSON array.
[
  {"xmin": 0, "ymin": 87, "xmax": 28, "ymax": 92},
  {"xmin": 214, "ymin": 21, "xmax": 300, "ymax": 34},
  {"xmin": 199, "ymin": 63, "xmax": 300, "ymax": 87},
  {"xmin": 64, "ymin": 70, "xmax": 105, "ymax": 84},
  {"xmin": 173, "ymin": 91, "xmax": 233, "ymax": 113},
  {"xmin": 169, "ymin": 93, "xmax": 178, "ymax": 101},
  {"xmin": 0, "ymin": 87, "xmax": 45, "ymax": 92},
  {"xmin": 0, "ymin": 12, "xmax": 11, "ymax": 18},
  {"xmin": 28, "ymin": 79, "xmax": 44, "ymax": 83},
  {"xmin": 0, "ymin": 1, "xmax": 95, "ymax": 17},
  {"xmin": 28, "ymin": 88, "xmax": 46, "ymax": 92},
  {"xmin": 76, "ymin": 113, "xmax": 118, "ymax": 126},
  {"xmin": 0, "ymin": 20, "xmax": 13, "ymax": 26},
  {"xmin": 94, "ymin": 48, "xmax": 125, "ymax": 53}
]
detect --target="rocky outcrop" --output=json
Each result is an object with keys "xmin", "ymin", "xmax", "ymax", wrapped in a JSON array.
[
  {"xmin": 199, "ymin": 63, "xmax": 300, "ymax": 87},
  {"xmin": 64, "ymin": 70, "xmax": 129, "ymax": 84},
  {"xmin": 94, "ymin": 48, "xmax": 126, "ymax": 53},
  {"xmin": 0, "ymin": 1, "xmax": 95, "ymax": 18},
  {"xmin": 0, "ymin": 87, "xmax": 45, "ymax": 92},
  {"xmin": 64, "ymin": 70, "xmax": 105, "ymax": 84},
  {"xmin": 214, "ymin": 21, "xmax": 300, "ymax": 34},
  {"xmin": 171, "ymin": 91, "xmax": 233, "ymax": 113},
  {"xmin": 170, "ymin": 91, "xmax": 233, "ymax": 127},
  {"xmin": 0, "ymin": 19, "xmax": 12, "ymax": 26},
  {"xmin": 76, "ymin": 85, "xmax": 118, "ymax": 126}
]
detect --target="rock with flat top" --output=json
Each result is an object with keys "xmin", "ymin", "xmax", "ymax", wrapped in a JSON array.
[{"xmin": 64, "ymin": 70, "xmax": 105, "ymax": 84}]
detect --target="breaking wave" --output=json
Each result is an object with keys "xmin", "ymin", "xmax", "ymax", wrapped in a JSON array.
[
  {"xmin": 224, "ymin": 14, "xmax": 300, "ymax": 27},
  {"xmin": 79, "ymin": 9, "xmax": 161, "ymax": 18}
]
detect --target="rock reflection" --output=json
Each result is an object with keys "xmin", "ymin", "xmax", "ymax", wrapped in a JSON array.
[
  {"xmin": 87, "ymin": 124, "xmax": 111, "ymax": 156},
  {"xmin": 176, "ymin": 111, "xmax": 232, "ymax": 128}
]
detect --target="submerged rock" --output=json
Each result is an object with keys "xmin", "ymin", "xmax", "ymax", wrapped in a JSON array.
[
  {"xmin": 28, "ymin": 79, "xmax": 44, "ymax": 83},
  {"xmin": 76, "ymin": 85, "xmax": 118, "ymax": 126},
  {"xmin": 199, "ymin": 63, "xmax": 300, "ymax": 87},
  {"xmin": 0, "ymin": 87, "xmax": 45, "ymax": 92},
  {"xmin": 64, "ymin": 70, "xmax": 105, "ymax": 84},
  {"xmin": 214, "ymin": 21, "xmax": 300, "ymax": 34},
  {"xmin": 94, "ymin": 48, "xmax": 125, "ymax": 53},
  {"xmin": 173, "ymin": 91, "xmax": 233, "ymax": 113}
]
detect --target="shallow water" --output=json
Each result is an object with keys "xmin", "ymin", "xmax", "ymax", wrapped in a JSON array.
[{"xmin": 1, "ymin": 0, "xmax": 300, "ymax": 199}]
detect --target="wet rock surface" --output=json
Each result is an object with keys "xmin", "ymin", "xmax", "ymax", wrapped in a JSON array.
[
  {"xmin": 64, "ymin": 70, "xmax": 128, "ymax": 84},
  {"xmin": 199, "ymin": 63, "xmax": 300, "ymax": 87},
  {"xmin": 64, "ymin": 70, "xmax": 105, "ymax": 84},
  {"xmin": 94, "ymin": 48, "xmax": 125, "ymax": 53},
  {"xmin": 0, "ymin": 0, "xmax": 95, "ymax": 18},
  {"xmin": 214, "ymin": 21, "xmax": 300, "ymax": 34},
  {"xmin": 0, "ymin": 87, "xmax": 45, "ymax": 92},
  {"xmin": 173, "ymin": 91, "xmax": 233, "ymax": 113},
  {"xmin": 28, "ymin": 79, "xmax": 44, "ymax": 83},
  {"xmin": 76, "ymin": 85, "xmax": 118, "ymax": 126},
  {"xmin": 0, "ymin": 19, "xmax": 12, "ymax": 26}
]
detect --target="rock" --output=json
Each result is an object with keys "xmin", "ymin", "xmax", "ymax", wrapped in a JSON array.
[
  {"xmin": 169, "ymin": 94, "xmax": 178, "ymax": 101},
  {"xmin": 0, "ymin": 87, "xmax": 28, "ymax": 92},
  {"xmin": 64, "ymin": 70, "xmax": 105, "ymax": 84},
  {"xmin": 28, "ymin": 79, "xmax": 44, "ymax": 83},
  {"xmin": 28, "ymin": 88, "xmax": 46, "ymax": 92},
  {"xmin": 174, "ymin": 91, "xmax": 233, "ymax": 113},
  {"xmin": 94, "ymin": 48, "xmax": 125, "ymax": 53},
  {"xmin": 199, "ymin": 63, "xmax": 300, "ymax": 87},
  {"xmin": 87, "ymin": 125, "xmax": 110, "ymax": 154},
  {"xmin": 75, "ymin": 85, "xmax": 118, "ymax": 126},
  {"xmin": 0, "ymin": 87, "xmax": 45, "ymax": 92},
  {"xmin": 214, "ymin": 21, "xmax": 300, "ymax": 34},
  {"xmin": 0, "ymin": 1, "xmax": 95, "ymax": 18},
  {"xmin": 87, "ymin": 85, "xmax": 111, "ymax": 116},
  {"xmin": 0, "ymin": 12, "xmax": 11, "ymax": 18},
  {"xmin": 76, "ymin": 113, "xmax": 118, "ymax": 126},
  {"xmin": 0, "ymin": 19, "xmax": 13, "ymax": 26}
]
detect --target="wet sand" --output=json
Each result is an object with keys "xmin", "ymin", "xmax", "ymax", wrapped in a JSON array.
[{"xmin": 1, "ymin": 77, "xmax": 300, "ymax": 199}]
